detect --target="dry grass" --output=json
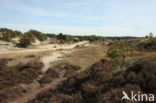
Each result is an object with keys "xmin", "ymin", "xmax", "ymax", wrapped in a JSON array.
[
  {"xmin": 65, "ymin": 45, "xmax": 107, "ymax": 70},
  {"xmin": 0, "ymin": 49, "xmax": 52, "ymax": 68}
]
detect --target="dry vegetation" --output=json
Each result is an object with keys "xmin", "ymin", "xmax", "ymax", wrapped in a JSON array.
[
  {"xmin": 39, "ymin": 63, "xmax": 81, "ymax": 85},
  {"xmin": 64, "ymin": 45, "xmax": 106, "ymax": 69},
  {"xmin": 0, "ymin": 58, "xmax": 44, "ymax": 103},
  {"xmin": 137, "ymin": 37, "xmax": 156, "ymax": 52},
  {"xmin": 29, "ymin": 57, "xmax": 156, "ymax": 103}
]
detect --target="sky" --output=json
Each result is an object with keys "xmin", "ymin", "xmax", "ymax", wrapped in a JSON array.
[{"xmin": 0, "ymin": 0, "xmax": 156, "ymax": 36}]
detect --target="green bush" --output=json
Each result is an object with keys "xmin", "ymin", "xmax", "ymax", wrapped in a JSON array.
[
  {"xmin": 0, "ymin": 28, "xmax": 22, "ymax": 42},
  {"xmin": 107, "ymin": 41, "xmax": 135, "ymax": 69},
  {"xmin": 1, "ymin": 32, "xmax": 12, "ymax": 42},
  {"xmin": 19, "ymin": 35, "xmax": 33, "ymax": 47},
  {"xmin": 24, "ymin": 30, "xmax": 47, "ymax": 42}
]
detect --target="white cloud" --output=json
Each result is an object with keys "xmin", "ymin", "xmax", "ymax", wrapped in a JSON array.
[{"xmin": 0, "ymin": 0, "xmax": 68, "ymax": 18}]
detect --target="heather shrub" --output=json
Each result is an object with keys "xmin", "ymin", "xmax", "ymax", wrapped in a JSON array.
[
  {"xmin": 0, "ymin": 58, "xmax": 13, "ymax": 69},
  {"xmin": 0, "ymin": 60, "xmax": 44, "ymax": 102},
  {"xmin": 138, "ymin": 37, "xmax": 156, "ymax": 51},
  {"xmin": 29, "ymin": 58, "xmax": 156, "ymax": 103},
  {"xmin": 39, "ymin": 63, "xmax": 81, "ymax": 85}
]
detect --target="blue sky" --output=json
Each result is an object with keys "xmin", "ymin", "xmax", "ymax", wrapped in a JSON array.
[{"xmin": 0, "ymin": 0, "xmax": 156, "ymax": 36}]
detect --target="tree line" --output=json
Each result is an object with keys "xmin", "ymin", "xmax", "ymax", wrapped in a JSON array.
[
  {"xmin": 0, "ymin": 28, "xmax": 141, "ymax": 47},
  {"xmin": 0, "ymin": 28, "xmax": 106, "ymax": 47}
]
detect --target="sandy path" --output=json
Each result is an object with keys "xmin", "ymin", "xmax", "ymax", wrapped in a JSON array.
[{"xmin": 41, "ymin": 51, "xmax": 63, "ymax": 73}]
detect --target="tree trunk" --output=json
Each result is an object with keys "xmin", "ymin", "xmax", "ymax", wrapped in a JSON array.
[{"xmin": 120, "ymin": 55, "xmax": 125, "ymax": 70}]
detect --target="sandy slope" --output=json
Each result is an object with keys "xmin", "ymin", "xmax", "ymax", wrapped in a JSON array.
[
  {"xmin": 40, "ymin": 41, "xmax": 89, "ymax": 72},
  {"xmin": 0, "ymin": 41, "xmax": 89, "ymax": 55}
]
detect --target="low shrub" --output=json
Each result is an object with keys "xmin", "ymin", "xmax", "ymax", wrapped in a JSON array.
[
  {"xmin": 29, "ymin": 58, "xmax": 156, "ymax": 103},
  {"xmin": 0, "ymin": 58, "xmax": 13, "ymax": 70},
  {"xmin": 0, "ymin": 60, "xmax": 44, "ymax": 102},
  {"xmin": 39, "ymin": 63, "xmax": 81, "ymax": 85},
  {"xmin": 138, "ymin": 38, "xmax": 156, "ymax": 51}
]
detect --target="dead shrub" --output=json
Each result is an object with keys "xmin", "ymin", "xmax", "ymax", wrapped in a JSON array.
[{"xmin": 24, "ymin": 55, "xmax": 36, "ymax": 58}]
